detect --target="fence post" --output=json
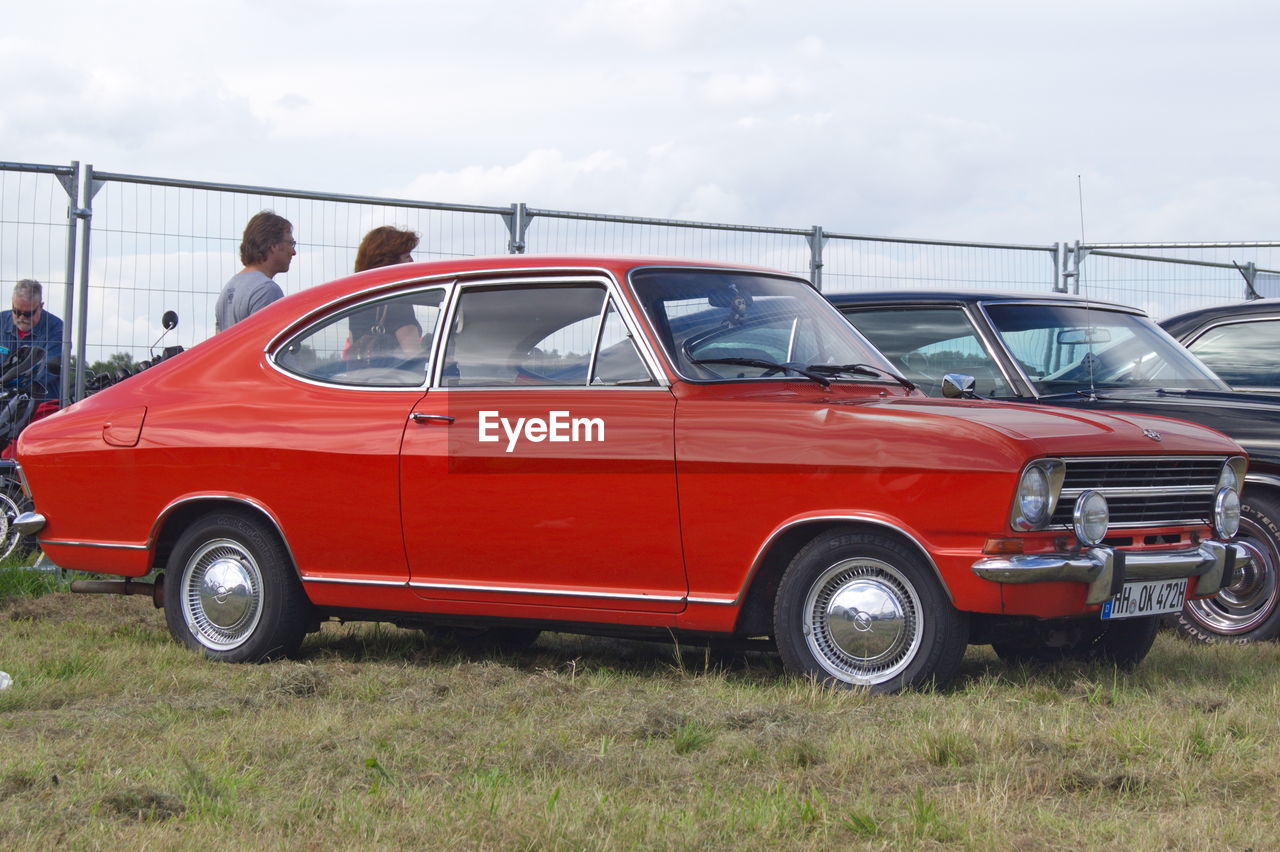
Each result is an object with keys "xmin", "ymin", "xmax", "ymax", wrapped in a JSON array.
[
  {"xmin": 74, "ymin": 165, "xmax": 105, "ymax": 401},
  {"xmin": 1061, "ymin": 240, "xmax": 1091, "ymax": 295},
  {"xmin": 54, "ymin": 162, "xmax": 81, "ymax": 407},
  {"xmin": 806, "ymin": 226, "xmax": 827, "ymax": 290},
  {"xmin": 1241, "ymin": 261, "xmax": 1260, "ymax": 299},
  {"xmin": 504, "ymin": 202, "xmax": 529, "ymax": 254}
]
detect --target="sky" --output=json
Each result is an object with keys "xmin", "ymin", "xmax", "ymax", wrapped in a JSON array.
[{"xmin": 4, "ymin": 0, "xmax": 1280, "ymax": 246}]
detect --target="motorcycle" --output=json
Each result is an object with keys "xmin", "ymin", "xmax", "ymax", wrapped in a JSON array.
[{"xmin": 0, "ymin": 345, "xmax": 60, "ymax": 560}]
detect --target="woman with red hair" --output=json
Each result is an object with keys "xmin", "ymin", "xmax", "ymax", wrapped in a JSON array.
[{"xmin": 348, "ymin": 226, "xmax": 422, "ymax": 359}]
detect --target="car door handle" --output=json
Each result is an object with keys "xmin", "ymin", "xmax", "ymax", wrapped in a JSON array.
[{"xmin": 410, "ymin": 413, "xmax": 454, "ymax": 425}]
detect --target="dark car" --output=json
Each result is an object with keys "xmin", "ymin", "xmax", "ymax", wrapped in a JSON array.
[
  {"xmin": 828, "ymin": 289, "xmax": 1280, "ymax": 644},
  {"xmin": 1161, "ymin": 299, "xmax": 1280, "ymax": 394}
]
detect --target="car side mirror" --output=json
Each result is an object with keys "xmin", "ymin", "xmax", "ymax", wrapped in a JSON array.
[{"xmin": 941, "ymin": 373, "xmax": 977, "ymax": 399}]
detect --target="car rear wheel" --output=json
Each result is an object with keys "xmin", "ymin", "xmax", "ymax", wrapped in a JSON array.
[
  {"xmin": 773, "ymin": 529, "xmax": 968, "ymax": 694},
  {"xmin": 163, "ymin": 511, "xmax": 312, "ymax": 662},
  {"xmin": 992, "ymin": 615, "xmax": 1160, "ymax": 668},
  {"xmin": 1174, "ymin": 491, "xmax": 1280, "ymax": 644}
]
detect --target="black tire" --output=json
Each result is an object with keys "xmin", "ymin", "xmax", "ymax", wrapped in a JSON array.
[
  {"xmin": 0, "ymin": 477, "xmax": 36, "ymax": 562},
  {"xmin": 992, "ymin": 615, "xmax": 1159, "ymax": 669},
  {"xmin": 1174, "ymin": 490, "xmax": 1280, "ymax": 644},
  {"xmin": 772, "ymin": 529, "xmax": 968, "ymax": 694},
  {"xmin": 163, "ymin": 511, "xmax": 312, "ymax": 662}
]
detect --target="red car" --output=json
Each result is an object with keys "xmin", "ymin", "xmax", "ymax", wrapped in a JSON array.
[{"xmin": 14, "ymin": 256, "xmax": 1251, "ymax": 692}]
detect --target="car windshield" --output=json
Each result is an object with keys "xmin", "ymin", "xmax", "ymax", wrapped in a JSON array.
[
  {"xmin": 631, "ymin": 269, "xmax": 897, "ymax": 383},
  {"xmin": 984, "ymin": 303, "xmax": 1229, "ymax": 394}
]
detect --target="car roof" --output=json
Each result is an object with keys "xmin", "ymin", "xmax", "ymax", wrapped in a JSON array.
[
  {"xmin": 823, "ymin": 288, "xmax": 1142, "ymax": 313},
  {"xmin": 1160, "ymin": 298, "xmax": 1280, "ymax": 337}
]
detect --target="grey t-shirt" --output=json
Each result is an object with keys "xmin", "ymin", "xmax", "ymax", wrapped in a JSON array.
[{"xmin": 215, "ymin": 270, "xmax": 284, "ymax": 332}]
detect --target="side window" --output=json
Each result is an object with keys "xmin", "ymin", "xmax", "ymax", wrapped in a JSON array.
[
  {"xmin": 275, "ymin": 289, "xmax": 445, "ymax": 387},
  {"xmin": 1188, "ymin": 320, "xmax": 1280, "ymax": 388},
  {"xmin": 443, "ymin": 285, "xmax": 654, "ymax": 387},
  {"xmin": 846, "ymin": 307, "xmax": 1011, "ymax": 397},
  {"xmin": 592, "ymin": 301, "xmax": 657, "ymax": 386}
]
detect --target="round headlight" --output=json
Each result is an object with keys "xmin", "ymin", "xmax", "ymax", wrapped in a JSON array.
[
  {"xmin": 1073, "ymin": 490, "xmax": 1109, "ymax": 546},
  {"xmin": 1218, "ymin": 460, "xmax": 1241, "ymax": 495},
  {"xmin": 1215, "ymin": 487, "xmax": 1241, "ymax": 539},
  {"xmin": 1015, "ymin": 465, "xmax": 1051, "ymax": 530}
]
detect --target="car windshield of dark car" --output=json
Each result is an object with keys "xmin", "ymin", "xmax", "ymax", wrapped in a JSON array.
[
  {"xmin": 631, "ymin": 269, "xmax": 896, "ymax": 383},
  {"xmin": 984, "ymin": 303, "xmax": 1229, "ymax": 394}
]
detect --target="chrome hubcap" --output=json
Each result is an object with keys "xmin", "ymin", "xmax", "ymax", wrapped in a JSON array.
[
  {"xmin": 804, "ymin": 558, "xmax": 922, "ymax": 685},
  {"xmin": 1185, "ymin": 526, "xmax": 1278, "ymax": 635},
  {"xmin": 181, "ymin": 539, "xmax": 263, "ymax": 651}
]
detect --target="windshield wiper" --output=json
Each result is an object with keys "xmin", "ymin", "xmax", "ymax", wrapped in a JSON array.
[
  {"xmin": 690, "ymin": 357, "xmax": 831, "ymax": 387},
  {"xmin": 806, "ymin": 363, "xmax": 916, "ymax": 391}
]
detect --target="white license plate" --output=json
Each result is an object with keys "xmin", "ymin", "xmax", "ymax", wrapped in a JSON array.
[{"xmin": 1101, "ymin": 578, "xmax": 1188, "ymax": 620}]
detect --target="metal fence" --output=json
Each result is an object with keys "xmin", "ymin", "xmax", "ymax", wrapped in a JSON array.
[
  {"xmin": 1064, "ymin": 241, "xmax": 1280, "ymax": 319},
  {"xmin": 0, "ymin": 162, "xmax": 79, "ymax": 402},
  {"xmin": 2, "ymin": 161, "xmax": 1276, "ymax": 403}
]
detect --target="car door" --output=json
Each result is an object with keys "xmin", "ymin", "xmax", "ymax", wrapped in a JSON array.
[
  {"xmin": 400, "ymin": 277, "xmax": 687, "ymax": 613},
  {"xmin": 269, "ymin": 285, "xmax": 449, "ymax": 584}
]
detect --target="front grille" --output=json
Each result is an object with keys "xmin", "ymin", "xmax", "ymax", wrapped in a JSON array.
[{"xmin": 1050, "ymin": 456, "xmax": 1224, "ymax": 529}]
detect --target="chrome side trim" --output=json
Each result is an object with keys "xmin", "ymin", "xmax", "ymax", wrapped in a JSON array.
[
  {"xmin": 38, "ymin": 539, "xmax": 148, "ymax": 551},
  {"xmin": 735, "ymin": 515, "xmax": 951, "ymax": 606},
  {"xmin": 408, "ymin": 580, "xmax": 685, "ymax": 602},
  {"xmin": 305, "ymin": 576, "xmax": 729, "ymax": 605},
  {"xmin": 302, "ymin": 576, "xmax": 408, "ymax": 587}
]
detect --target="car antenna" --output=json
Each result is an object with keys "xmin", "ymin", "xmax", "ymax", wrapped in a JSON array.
[{"xmin": 1077, "ymin": 174, "xmax": 1098, "ymax": 401}]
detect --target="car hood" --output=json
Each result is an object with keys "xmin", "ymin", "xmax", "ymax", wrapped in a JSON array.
[
  {"xmin": 839, "ymin": 393, "xmax": 1241, "ymax": 457},
  {"xmin": 1020, "ymin": 387, "xmax": 1280, "ymax": 466}
]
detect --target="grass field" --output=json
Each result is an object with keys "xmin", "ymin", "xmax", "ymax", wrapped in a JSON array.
[{"xmin": 2, "ymin": 576, "xmax": 1278, "ymax": 849}]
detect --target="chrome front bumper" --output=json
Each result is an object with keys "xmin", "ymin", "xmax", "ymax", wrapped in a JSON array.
[
  {"xmin": 971, "ymin": 539, "xmax": 1251, "ymax": 606},
  {"xmin": 13, "ymin": 511, "xmax": 45, "ymax": 537}
]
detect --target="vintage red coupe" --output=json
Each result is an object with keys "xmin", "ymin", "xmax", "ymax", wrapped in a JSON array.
[{"xmin": 14, "ymin": 256, "xmax": 1251, "ymax": 692}]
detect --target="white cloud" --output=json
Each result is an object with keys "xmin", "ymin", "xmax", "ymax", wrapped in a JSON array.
[{"xmin": 556, "ymin": 0, "xmax": 743, "ymax": 48}]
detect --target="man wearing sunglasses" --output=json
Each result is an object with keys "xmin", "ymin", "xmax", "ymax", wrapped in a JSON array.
[
  {"xmin": 215, "ymin": 210, "xmax": 297, "ymax": 332},
  {"xmin": 0, "ymin": 279, "xmax": 64, "ymax": 400}
]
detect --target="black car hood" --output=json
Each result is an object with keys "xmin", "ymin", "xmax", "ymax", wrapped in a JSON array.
[{"xmin": 1024, "ymin": 386, "xmax": 1280, "ymax": 471}]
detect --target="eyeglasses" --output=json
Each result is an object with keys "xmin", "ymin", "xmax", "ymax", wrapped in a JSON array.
[
  {"xmin": 11, "ymin": 308, "xmax": 35, "ymax": 318},
  {"xmin": 279, "ymin": 239, "xmax": 297, "ymax": 248}
]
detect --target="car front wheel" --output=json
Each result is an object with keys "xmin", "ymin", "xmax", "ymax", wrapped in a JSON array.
[
  {"xmin": 1174, "ymin": 491, "xmax": 1280, "ymax": 644},
  {"xmin": 773, "ymin": 529, "xmax": 968, "ymax": 693},
  {"xmin": 163, "ymin": 511, "xmax": 312, "ymax": 661}
]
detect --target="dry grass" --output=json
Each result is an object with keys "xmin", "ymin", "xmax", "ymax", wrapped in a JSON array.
[{"xmin": 2, "ymin": 590, "xmax": 1279, "ymax": 849}]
